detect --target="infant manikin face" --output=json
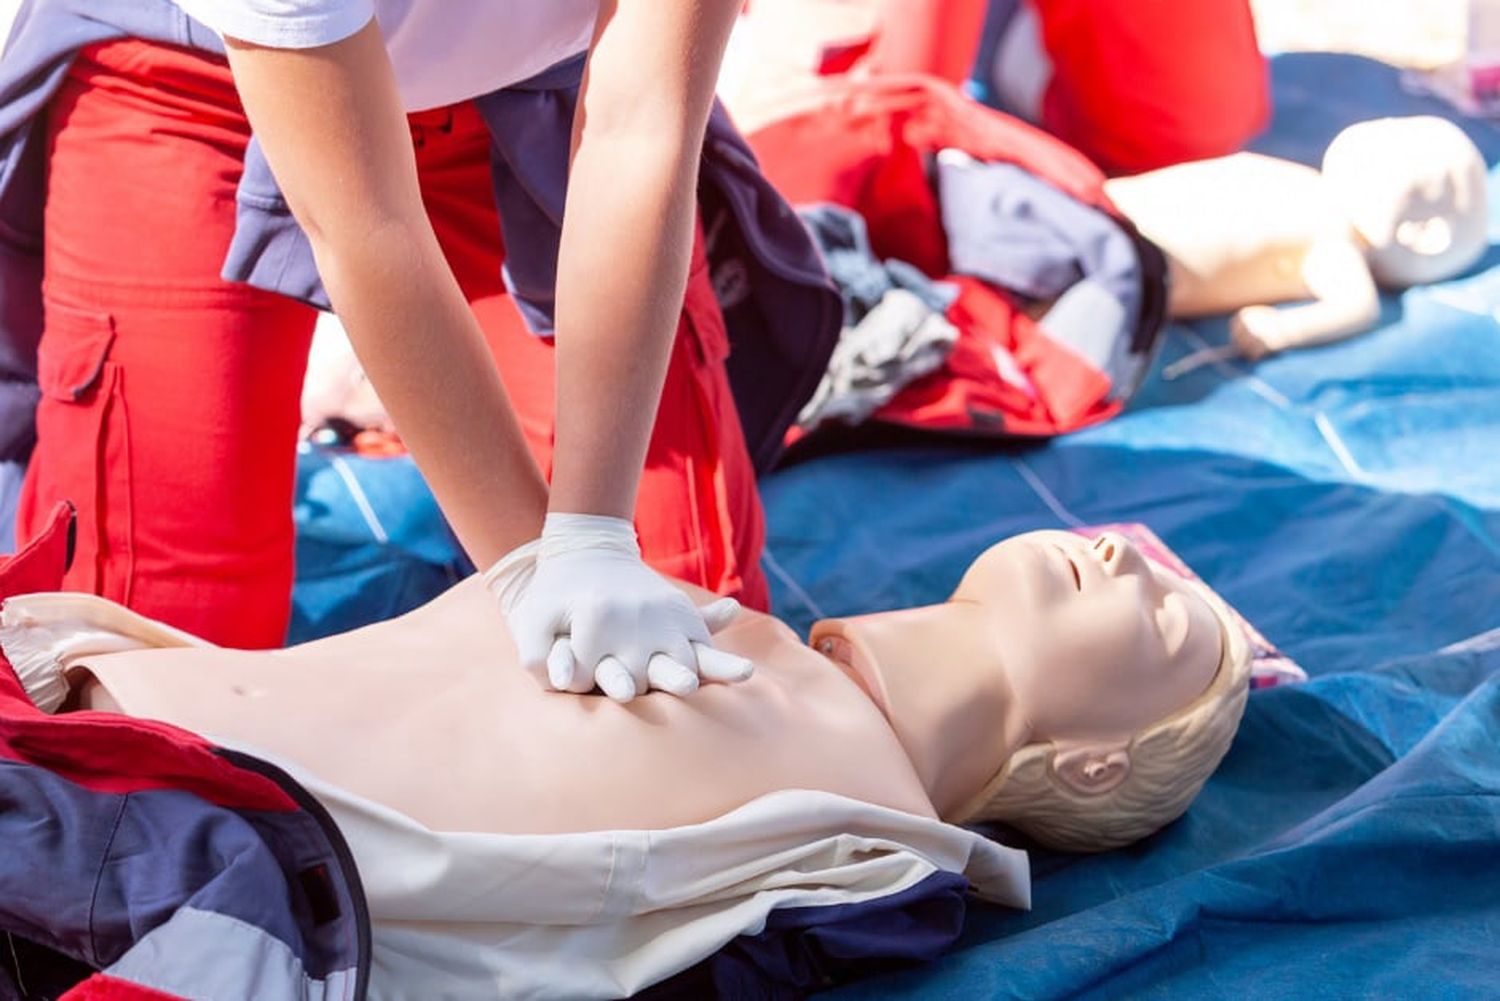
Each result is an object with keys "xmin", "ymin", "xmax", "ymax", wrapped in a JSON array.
[
  {"xmin": 1321, "ymin": 116, "xmax": 1489, "ymax": 288},
  {"xmin": 954, "ymin": 530, "xmax": 1223, "ymax": 743}
]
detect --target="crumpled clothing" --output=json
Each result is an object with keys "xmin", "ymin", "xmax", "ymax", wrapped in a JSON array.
[
  {"xmin": 797, "ymin": 289, "xmax": 960, "ymax": 432},
  {"xmin": 935, "ymin": 150, "xmax": 1142, "ymax": 390},
  {"xmin": 797, "ymin": 204, "xmax": 961, "ymax": 430},
  {"xmin": 799, "ymin": 203, "xmax": 959, "ymax": 324}
]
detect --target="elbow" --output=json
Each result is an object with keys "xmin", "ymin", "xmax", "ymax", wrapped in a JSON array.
[
  {"xmin": 300, "ymin": 208, "xmax": 428, "ymax": 273},
  {"xmin": 301, "ymin": 213, "xmax": 437, "ymax": 312},
  {"xmin": 277, "ymin": 178, "xmax": 430, "ymax": 274},
  {"xmin": 577, "ymin": 100, "xmax": 699, "ymax": 161}
]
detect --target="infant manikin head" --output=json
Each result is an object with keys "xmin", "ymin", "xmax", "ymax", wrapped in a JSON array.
[
  {"xmin": 810, "ymin": 530, "xmax": 1251, "ymax": 852},
  {"xmin": 1321, "ymin": 116, "xmax": 1489, "ymax": 288}
]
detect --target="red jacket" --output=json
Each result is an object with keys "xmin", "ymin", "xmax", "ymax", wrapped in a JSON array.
[{"xmin": 748, "ymin": 75, "xmax": 1168, "ymax": 443}]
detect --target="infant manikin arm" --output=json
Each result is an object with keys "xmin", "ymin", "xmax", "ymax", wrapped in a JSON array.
[
  {"xmin": 0, "ymin": 594, "xmax": 211, "ymax": 713},
  {"xmin": 1230, "ymin": 240, "xmax": 1380, "ymax": 360}
]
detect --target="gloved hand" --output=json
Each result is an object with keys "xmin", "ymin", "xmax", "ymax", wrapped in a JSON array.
[{"xmin": 484, "ymin": 513, "xmax": 753, "ymax": 702}]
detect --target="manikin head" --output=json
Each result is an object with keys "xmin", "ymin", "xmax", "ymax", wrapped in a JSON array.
[
  {"xmin": 1321, "ymin": 116, "xmax": 1489, "ymax": 288},
  {"xmin": 810, "ymin": 530, "xmax": 1251, "ymax": 852}
]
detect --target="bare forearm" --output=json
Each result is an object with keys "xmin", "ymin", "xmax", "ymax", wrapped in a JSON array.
[
  {"xmin": 225, "ymin": 26, "xmax": 547, "ymax": 567},
  {"xmin": 316, "ymin": 226, "xmax": 548, "ymax": 565},
  {"xmin": 547, "ymin": 0, "xmax": 740, "ymax": 519},
  {"xmin": 549, "ymin": 135, "xmax": 698, "ymax": 518}
]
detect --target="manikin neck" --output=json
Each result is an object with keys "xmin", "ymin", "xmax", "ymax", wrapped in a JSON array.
[{"xmin": 809, "ymin": 601, "xmax": 1033, "ymax": 820}]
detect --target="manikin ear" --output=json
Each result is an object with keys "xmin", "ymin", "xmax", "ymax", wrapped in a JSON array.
[{"xmin": 1051, "ymin": 741, "xmax": 1132, "ymax": 796}]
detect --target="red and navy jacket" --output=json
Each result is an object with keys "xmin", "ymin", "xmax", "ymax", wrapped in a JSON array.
[{"xmin": 0, "ymin": 504, "xmax": 370, "ymax": 1000}]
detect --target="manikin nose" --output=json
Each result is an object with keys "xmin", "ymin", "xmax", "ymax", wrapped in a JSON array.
[{"xmin": 1091, "ymin": 532, "xmax": 1139, "ymax": 576}]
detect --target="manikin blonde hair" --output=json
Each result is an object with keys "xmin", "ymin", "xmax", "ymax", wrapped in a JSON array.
[{"xmin": 948, "ymin": 579, "xmax": 1252, "ymax": 852}]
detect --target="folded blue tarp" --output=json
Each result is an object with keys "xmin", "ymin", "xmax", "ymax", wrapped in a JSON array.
[{"xmin": 752, "ymin": 54, "xmax": 1500, "ymax": 999}]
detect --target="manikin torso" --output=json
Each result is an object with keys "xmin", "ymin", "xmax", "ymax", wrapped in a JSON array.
[
  {"xmin": 55, "ymin": 529, "xmax": 1226, "ymax": 841},
  {"xmin": 1102, "ymin": 153, "xmax": 1344, "ymax": 318},
  {"xmin": 4, "ymin": 530, "xmax": 1237, "ymax": 996},
  {"xmin": 73, "ymin": 576, "xmax": 934, "ymax": 835}
]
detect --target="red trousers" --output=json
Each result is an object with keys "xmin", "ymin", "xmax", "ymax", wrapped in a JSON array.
[{"xmin": 19, "ymin": 40, "xmax": 767, "ymax": 648}]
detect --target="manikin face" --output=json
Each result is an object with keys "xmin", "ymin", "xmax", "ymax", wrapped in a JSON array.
[
  {"xmin": 953, "ymin": 530, "xmax": 1223, "ymax": 743},
  {"xmin": 1321, "ymin": 116, "xmax": 1489, "ymax": 288}
]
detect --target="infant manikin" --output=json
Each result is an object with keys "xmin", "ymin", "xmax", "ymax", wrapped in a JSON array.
[
  {"xmin": 1103, "ymin": 116, "xmax": 1489, "ymax": 366},
  {"xmin": 1, "ymin": 529, "xmax": 1251, "ymax": 996}
]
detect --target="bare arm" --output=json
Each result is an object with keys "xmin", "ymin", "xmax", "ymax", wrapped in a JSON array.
[
  {"xmin": 548, "ymin": 0, "xmax": 743, "ymax": 518},
  {"xmin": 1231, "ymin": 240, "xmax": 1381, "ymax": 359},
  {"xmin": 224, "ymin": 23, "xmax": 548, "ymax": 567}
]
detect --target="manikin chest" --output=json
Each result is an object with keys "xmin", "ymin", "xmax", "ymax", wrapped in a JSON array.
[{"xmin": 79, "ymin": 578, "xmax": 936, "ymax": 834}]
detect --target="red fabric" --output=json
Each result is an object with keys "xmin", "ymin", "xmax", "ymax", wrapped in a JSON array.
[
  {"xmin": 860, "ymin": 139, "xmax": 951, "ymax": 277},
  {"xmin": 0, "ymin": 500, "xmax": 71, "ymax": 598},
  {"xmin": 60, "ymin": 975, "xmax": 188, "ymax": 1001},
  {"xmin": 18, "ymin": 40, "xmax": 766, "ymax": 649},
  {"xmin": 816, "ymin": 36, "xmax": 876, "ymax": 76},
  {"xmin": 866, "ymin": 0, "xmax": 989, "ymax": 84},
  {"xmin": 1035, "ymin": 0, "xmax": 1268, "ymax": 174},
  {"xmin": 750, "ymin": 75, "xmax": 1108, "ymax": 210},
  {"xmin": 749, "ymin": 76, "xmax": 1126, "ymax": 441},
  {"xmin": 890, "ymin": 277, "xmax": 1119, "ymax": 434},
  {"xmin": 0, "ymin": 502, "xmax": 296, "ymax": 809},
  {"xmin": 18, "ymin": 41, "xmax": 310, "ymax": 649}
]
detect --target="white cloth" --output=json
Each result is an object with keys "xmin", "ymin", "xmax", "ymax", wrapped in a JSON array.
[
  {"xmin": 243, "ymin": 751, "xmax": 1031, "ymax": 1001},
  {"xmin": 172, "ymin": 0, "xmax": 598, "ymax": 111}
]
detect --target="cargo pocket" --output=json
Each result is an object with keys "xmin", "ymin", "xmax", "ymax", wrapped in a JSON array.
[{"xmin": 34, "ymin": 301, "xmax": 133, "ymax": 603}]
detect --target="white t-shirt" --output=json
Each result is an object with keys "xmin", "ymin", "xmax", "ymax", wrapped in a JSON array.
[{"xmin": 173, "ymin": 0, "xmax": 599, "ymax": 111}]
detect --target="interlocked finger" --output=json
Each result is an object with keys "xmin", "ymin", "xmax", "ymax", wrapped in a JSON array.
[
  {"xmin": 594, "ymin": 655, "xmax": 638, "ymax": 703},
  {"xmin": 692, "ymin": 642, "xmax": 754, "ymax": 684},
  {"xmin": 646, "ymin": 653, "xmax": 700, "ymax": 696}
]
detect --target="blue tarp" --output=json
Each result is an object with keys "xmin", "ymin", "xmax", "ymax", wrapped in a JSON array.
[
  {"xmin": 289, "ymin": 444, "xmax": 470, "ymax": 643},
  {"xmin": 283, "ymin": 51, "xmax": 1500, "ymax": 1000},
  {"xmin": 753, "ymin": 54, "xmax": 1500, "ymax": 999}
]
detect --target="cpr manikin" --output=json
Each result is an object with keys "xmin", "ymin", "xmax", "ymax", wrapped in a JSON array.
[
  {"xmin": 1102, "ymin": 116, "xmax": 1489, "ymax": 364},
  {"xmin": 1, "ymin": 530, "xmax": 1251, "ymax": 995}
]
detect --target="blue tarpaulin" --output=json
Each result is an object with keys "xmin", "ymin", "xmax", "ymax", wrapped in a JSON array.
[
  {"xmin": 289, "ymin": 443, "xmax": 470, "ymax": 643},
  {"xmin": 753, "ymin": 54, "xmax": 1500, "ymax": 999},
  {"xmin": 285, "ymin": 52, "xmax": 1500, "ymax": 1000}
]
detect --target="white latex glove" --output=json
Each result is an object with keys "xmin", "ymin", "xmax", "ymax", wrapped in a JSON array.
[{"xmin": 483, "ymin": 514, "xmax": 753, "ymax": 702}]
